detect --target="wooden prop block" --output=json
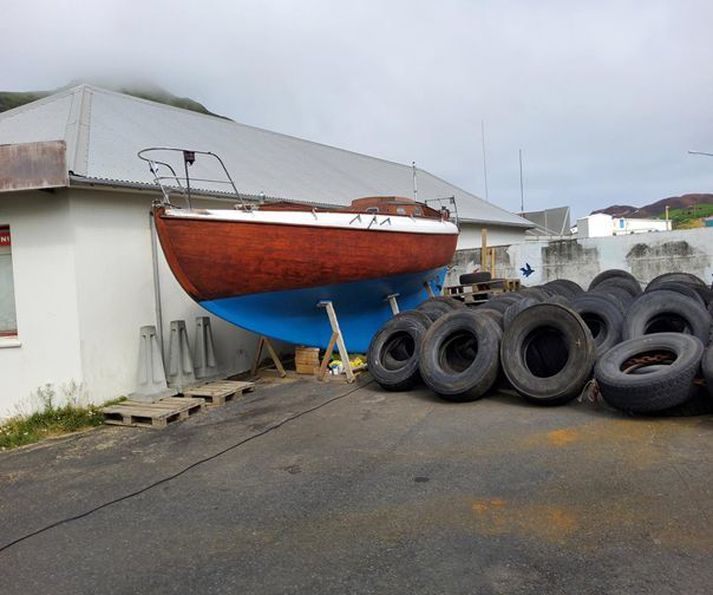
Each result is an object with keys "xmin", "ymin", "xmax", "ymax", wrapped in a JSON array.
[{"xmin": 295, "ymin": 346, "xmax": 320, "ymax": 374}]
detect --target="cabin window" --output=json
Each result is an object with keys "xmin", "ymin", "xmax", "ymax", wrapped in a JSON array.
[
  {"xmin": 0, "ymin": 226, "xmax": 18, "ymax": 338},
  {"xmin": 414, "ymin": 207, "xmax": 423, "ymax": 216},
  {"xmin": 396, "ymin": 207, "xmax": 406, "ymax": 215},
  {"xmin": 366, "ymin": 207, "xmax": 379, "ymax": 214}
]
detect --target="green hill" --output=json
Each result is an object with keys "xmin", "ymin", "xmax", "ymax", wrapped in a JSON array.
[
  {"xmin": 0, "ymin": 81, "xmax": 228, "ymax": 119},
  {"xmin": 659, "ymin": 203, "xmax": 713, "ymax": 229}
]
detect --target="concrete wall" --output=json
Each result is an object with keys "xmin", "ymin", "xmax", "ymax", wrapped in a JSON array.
[
  {"xmin": 457, "ymin": 223, "xmax": 528, "ymax": 250},
  {"xmin": 448, "ymin": 227, "xmax": 713, "ymax": 288},
  {"xmin": 0, "ymin": 188, "xmax": 264, "ymax": 417}
]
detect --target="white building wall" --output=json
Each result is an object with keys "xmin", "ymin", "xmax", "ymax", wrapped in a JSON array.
[
  {"xmin": 0, "ymin": 191, "xmax": 84, "ymax": 416},
  {"xmin": 612, "ymin": 217, "xmax": 671, "ymax": 234},
  {"xmin": 69, "ymin": 188, "xmax": 261, "ymax": 407},
  {"xmin": 0, "ymin": 187, "xmax": 265, "ymax": 417},
  {"xmin": 577, "ymin": 214, "xmax": 613, "ymax": 238},
  {"xmin": 457, "ymin": 223, "xmax": 528, "ymax": 250}
]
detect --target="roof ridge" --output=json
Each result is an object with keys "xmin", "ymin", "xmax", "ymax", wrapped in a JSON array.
[
  {"xmin": 0, "ymin": 85, "xmax": 82, "ymax": 121},
  {"xmin": 417, "ymin": 169, "xmax": 531, "ymax": 226},
  {"xmin": 80, "ymin": 84, "xmax": 233, "ymax": 123}
]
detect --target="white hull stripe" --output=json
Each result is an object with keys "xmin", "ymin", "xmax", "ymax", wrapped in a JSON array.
[{"xmin": 164, "ymin": 208, "xmax": 459, "ymax": 235}]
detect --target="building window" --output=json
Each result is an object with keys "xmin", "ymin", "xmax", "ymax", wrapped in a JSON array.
[{"xmin": 0, "ymin": 225, "xmax": 17, "ymax": 337}]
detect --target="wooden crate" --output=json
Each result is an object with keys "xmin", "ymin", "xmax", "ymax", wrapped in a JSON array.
[
  {"xmin": 102, "ymin": 397, "xmax": 205, "ymax": 429},
  {"xmin": 295, "ymin": 346, "xmax": 320, "ymax": 375},
  {"xmin": 181, "ymin": 380, "xmax": 255, "ymax": 407}
]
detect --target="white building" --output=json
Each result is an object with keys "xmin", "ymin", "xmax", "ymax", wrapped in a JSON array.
[
  {"xmin": 0, "ymin": 85, "xmax": 531, "ymax": 416},
  {"xmin": 577, "ymin": 213, "xmax": 672, "ymax": 238}
]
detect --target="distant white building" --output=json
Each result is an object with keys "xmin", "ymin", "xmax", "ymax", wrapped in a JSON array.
[
  {"xmin": 0, "ymin": 84, "xmax": 531, "ymax": 416},
  {"xmin": 577, "ymin": 213, "xmax": 672, "ymax": 238}
]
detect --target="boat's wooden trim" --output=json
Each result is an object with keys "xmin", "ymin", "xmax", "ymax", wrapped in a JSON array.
[{"xmin": 154, "ymin": 209, "xmax": 458, "ymax": 301}]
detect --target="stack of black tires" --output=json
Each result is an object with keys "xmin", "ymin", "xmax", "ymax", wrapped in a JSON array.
[{"xmin": 367, "ymin": 270, "xmax": 713, "ymax": 415}]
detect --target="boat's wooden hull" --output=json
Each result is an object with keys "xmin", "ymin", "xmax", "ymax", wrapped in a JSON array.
[
  {"xmin": 154, "ymin": 211, "xmax": 458, "ymax": 300},
  {"xmin": 154, "ymin": 207, "xmax": 458, "ymax": 350}
]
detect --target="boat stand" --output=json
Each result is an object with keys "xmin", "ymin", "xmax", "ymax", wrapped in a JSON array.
[
  {"xmin": 386, "ymin": 293, "xmax": 400, "ymax": 315},
  {"xmin": 316, "ymin": 301, "xmax": 355, "ymax": 383},
  {"xmin": 250, "ymin": 336, "xmax": 287, "ymax": 378},
  {"xmin": 423, "ymin": 282, "xmax": 435, "ymax": 298}
]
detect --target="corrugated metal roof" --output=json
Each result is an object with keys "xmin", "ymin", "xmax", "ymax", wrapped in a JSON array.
[
  {"xmin": 0, "ymin": 84, "xmax": 531, "ymax": 228},
  {"xmin": 521, "ymin": 206, "xmax": 571, "ymax": 235}
]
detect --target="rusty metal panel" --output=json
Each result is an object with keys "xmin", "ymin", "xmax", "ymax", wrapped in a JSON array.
[{"xmin": 0, "ymin": 140, "xmax": 68, "ymax": 193}]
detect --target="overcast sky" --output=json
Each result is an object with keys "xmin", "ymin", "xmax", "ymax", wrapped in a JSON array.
[{"xmin": 3, "ymin": 0, "xmax": 713, "ymax": 217}]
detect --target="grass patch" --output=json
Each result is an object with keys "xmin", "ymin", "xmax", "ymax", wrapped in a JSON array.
[
  {"xmin": 655, "ymin": 204, "xmax": 713, "ymax": 229},
  {"xmin": 0, "ymin": 386, "xmax": 126, "ymax": 450}
]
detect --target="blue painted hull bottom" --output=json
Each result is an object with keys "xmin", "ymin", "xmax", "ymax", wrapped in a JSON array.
[{"xmin": 199, "ymin": 267, "xmax": 446, "ymax": 353}]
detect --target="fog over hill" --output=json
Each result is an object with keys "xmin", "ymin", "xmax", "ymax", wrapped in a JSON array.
[{"xmin": 0, "ymin": 80, "xmax": 227, "ymax": 119}]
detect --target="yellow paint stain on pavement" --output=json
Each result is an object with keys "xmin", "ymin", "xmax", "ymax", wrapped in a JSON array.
[
  {"xmin": 546, "ymin": 428, "xmax": 579, "ymax": 446},
  {"xmin": 469, "ymin": 498, "xmax": 579, "ymax": 543},
  {"xmin": 471, "ymin": 498, "xmax": 506, "ymax": 514}
]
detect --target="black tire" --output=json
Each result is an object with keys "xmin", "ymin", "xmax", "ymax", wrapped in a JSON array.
[
  {"xmin": 650, "ymin": 385, "xmax": 713, "ymax": 417},
  {"xmin": 691, "ymin": 285, "xmax": 713, "ymax": 306},
  {"xmin": 460, "ymin": 271, "xmax": 491, "ymax": 285},
  {"xmin": 593, "ymin": 276, "xmax": 642, "ymax": 299},
  {"xmin": 367, "ymin": 313, "xmax": 429, "ymax": 391},
  {"xmin": 594, "ymin": 333, "xmax": 704, "ymax": 413},
  {"xmin": 589, "ymin": 269, "xmax": 639, "ymax": 291},
  {"xmin": 543, "ymin": 279, "xmax": 584, "ymax": 298},
  {"xmin": 430, "ymin": 296, "xmax": 466, "ymax": 308},
  {"xmin": 623, "ymin": 290, "xmax": 711, "ymax": 343},
  {"xmin": 503, "ymin": 297, "xmax": 539, "ymax": 330},
  {"xmin": 590, "ymin": 285, "xmax": 634, "ymax": 313},
  {"xmin": 517, "ymin": 287, "xmax": 548, "ymax": 302},
  {"xmin": 417, "ymin": 297, "xmax": 460, "ymax": 321},
  {"xmin": 383, "ymin": 311, "xmax": 433, "ymax": 366},
  {"xmin": 644, "ymin": 281, "xmax": 706, "ymax": 308},
  {"xmin": 544, "ymin": 294, "xmax": 571, "ymax": 306},
  {"xmin": 471, "ymin": 307, "xmax": 504, "ymax": 330},
  {"xmin": 500, "ymin": 303, "xmax": 596, "ymax": 405},
  {"xmin": 419, "ymin": 310, "xmax": 502, "ymax": 401},
  {"xmin": 703, "ymin": 344, "xmax": 713, "ymax": 398},
  {"xmin": 480, "ymin": 295, "xmax": 520, "ymax": 314},
  {"xmin": 647, "ymin": 272, "xmax": 707, "ymax": 290},
  {"xmin": 570, "ymin": 293, "xmax": 624, "ymax": 357}
]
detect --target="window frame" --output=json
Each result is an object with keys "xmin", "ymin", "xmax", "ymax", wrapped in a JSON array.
[{"xmin": 0, "ymin": 224, "xmax": 19, "ymax": 345}]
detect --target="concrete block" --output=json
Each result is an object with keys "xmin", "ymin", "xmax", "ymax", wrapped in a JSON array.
[
  {"xmin": 194, "ymin": 316, "xmax": 219, "ymax": 380},
  {"xmin": 132, "ymin": 325, "xmax": 176, "ymax": 403},
  {"xmin": 167, "ymin": 320, "xmax": 196, "ymax": 391}
]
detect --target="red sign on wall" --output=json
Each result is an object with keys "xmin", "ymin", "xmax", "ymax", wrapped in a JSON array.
[{"xmin": 0, "ymin": 227, "xmax": 10, "ymax": 247}]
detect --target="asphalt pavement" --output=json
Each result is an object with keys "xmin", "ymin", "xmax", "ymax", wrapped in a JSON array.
[{"xmin": 1, "ymin": 375, "xmax": 713, "ymax": 594}]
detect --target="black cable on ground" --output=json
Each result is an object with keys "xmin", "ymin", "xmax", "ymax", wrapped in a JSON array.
[{"xmin": 0, "ymin": 380, "xmax": 372, "ymax": 554}]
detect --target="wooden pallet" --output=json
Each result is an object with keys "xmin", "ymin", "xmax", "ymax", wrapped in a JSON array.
[
  {"xmin": 445, "ymin": 278, "xmax": 521, "ymax": 304},
  {"xmin": 102, "ymin": 397, "xmax": 205, "ymax": 429},
  {"xmin": 180, "ymin": 380, "xmax": 255, "ymax": 407}
]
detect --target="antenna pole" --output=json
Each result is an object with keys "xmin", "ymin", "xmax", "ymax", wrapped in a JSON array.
[
  {"xmin": 481, "ymin": 120, "xmax": 489, "ymax": 202},
  {"xmin": 412, "ymin": 161, "xmax": 418, "ymax": 201},
  {"xmin": 518, "ymin": 148, "xmax": 524, "ymax": 212}
]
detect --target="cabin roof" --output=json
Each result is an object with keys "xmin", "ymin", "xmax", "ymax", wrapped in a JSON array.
[{"xmin": 0, "ymin": 84, "xmax": 532, "ymax": 228}]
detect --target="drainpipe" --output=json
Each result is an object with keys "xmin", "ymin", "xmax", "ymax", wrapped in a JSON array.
[{"xmin": 149, "ymin": 212, "xmax": 165, "ymax": 363}]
